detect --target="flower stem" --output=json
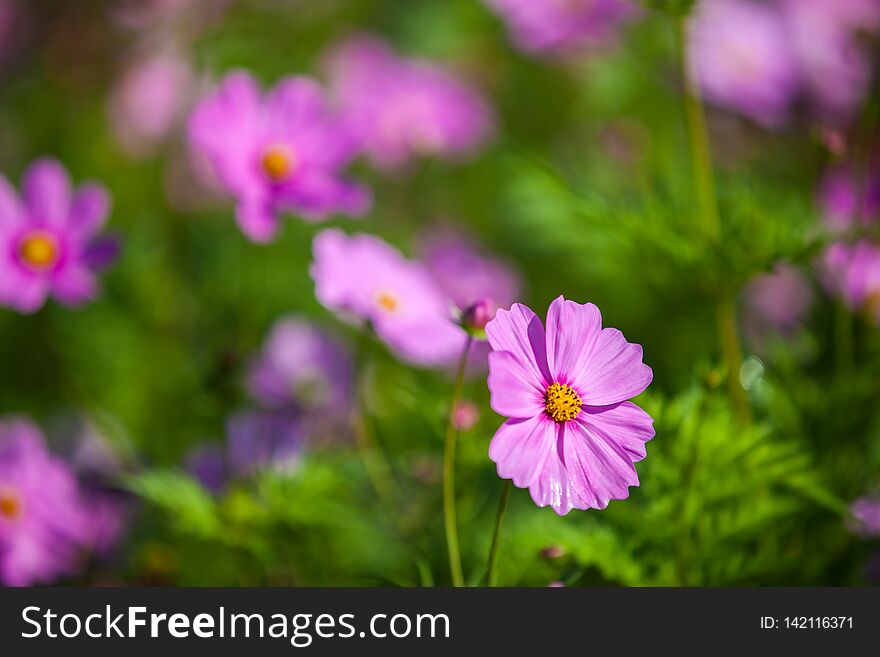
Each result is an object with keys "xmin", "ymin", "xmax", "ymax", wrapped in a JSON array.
[
  {"xmin": 352, "ymin": 328, "xmax": 400, "ymax": 517},
  {"xmin": 485, "ymin": 480, "xmax": 512, "ymax": 587},
  {"xmin": 676, "ymin": 16, "xmax": 720, "ymax": 242},
  {"xmin": 676, "ymin": 15, "xmax": 749, "ymax": 422},
  {"xmin": 716, "ymin": 297, "xmax": 751, "ymax": 424},
  {"xmin": 443, "ymin": 336, "xmax": 472, "ymax": 588}
]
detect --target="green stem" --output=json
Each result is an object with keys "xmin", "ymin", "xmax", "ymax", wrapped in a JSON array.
[
  {"xmin": 677, "ymin": 16, "xmax": 720, "ymax": 242},
  {"xmin": 677, "ymin": 15, "xmax": 750, "ymax": 422},
  {"xmin": 352, "ymin": 329, "xmax": 399, "ymax": 516},
  {"xmin": 485, "ymin": 480, "xmax": 512, "ymax": 587},
  {"xmin": 717, "ymin": 298, "xmax": 751, "ymax": 424},
  {"xmin": 443, "ymin": 336, "xmax": 472, "ymax": 588}
]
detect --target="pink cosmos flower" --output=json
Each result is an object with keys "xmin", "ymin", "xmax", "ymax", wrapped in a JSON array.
[
  {"xmin": 849, "ymin": 495, "xmax": 880, "ymax": 537},
  {"xmin": 421, "ymin": 228, "xmax": 521, "ymax": 318},
  {"xmin": 0, "ymin": 158, "xmax": 118, "ymax": 314},
  {"xmin": 188, "ymin": 70, "xmax": 370, "ymax": 242},
  {"xmin": 452, "ymin": 400, "xmax": 481, "ymax": 432},
  {"xmin": 324, "ymin": 34, "xmax": 493, "ymax": 170},
  {"xmin": 781, "ymin": 0, "xmax": 880, "ymax": 125},
  {"xmin": 485, "ymin": 296, "xmax": 654, "ymax": 515},
  {"xmin": 0, "ymin": 417, "xmax": 89, "ymax": 586},
  {"xmin": 687, "ymin": 0, "xmax": 800, "ymax": 128},
  {"xmin": 819, "ymin": 164, "xmax": 880, "ymax": 232},
  {"xmin": 109, "ymin": 46, "xmax": 194, "ymax": 158},
  {"xmin": 821, "ymin": 240, "xmax": 880, "ymax": 323},
  {"xmin": 742, "ymin": 263, "xmax": 813, "ymax": 347},
  {"xmin": 247, "ymin": 315, "xmax": 352, "ymax": 414},
  {"xmin": 311, "ymin": 229, "xmax": 467, "ymax": 367},
  {"xmin": 484, "ymin": 0, "xmax": 635, "ymax": 56}
]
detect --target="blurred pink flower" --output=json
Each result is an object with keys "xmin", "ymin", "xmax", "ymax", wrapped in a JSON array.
[
  {"xmin": 687, "ymin": 0, "xmax": 800, "ymax": 128},
  {"xmin": 782, "ymin": 0, "xmax": 880, "ymax": 125},
  {"xmin": 819, "ymin": 164, "xmax": 880, "ymax": 232},
  {"xmin": 0, "ymin": 417, "xmax": 89, "ymax": 586},
  {"xmin": 486, "ymin": 296, "xmax": 653, "ymax": 515},
  {"xmin": 188, "ymin": 71, "xmax": 370, "ymax": 242},
  {"xmin": 0, "ymin": 158, "xmax": 119, "ymax": 314},
  {"xmin": 484, "ymin": 0, "xmax": 635, "ymax": 56},
  {"xmin": 743, "ymin": 263, "xmax": 813, "ymax": 345},
  {"xmin": 109, "ymin": 47, "xmax": 194, "ymax": 158},
  {"xmin": 226, "ymin": 410, "xmax": 303, "ymax": 477},
  {"xmin": 311, "ymin": 229, "xmax": 467, "ymax": 367},
  {"xmin": 849, "ymin": 494, "xmax": 880, "ymax": 537},
  {"xmin": 247, "ymin": 315, "xmax": 352, "ymax": 414},
  {"xmin": 325, "ymin": 34, "xmax": 493, "ymax": 170},
  {"xmin": 452, "ymin": 400, "xmax": 481, "ymax": 432},
  {"xmin": 821, "ymin": 240, "xmax": 880, "ymax": 323},
  {"xmin": 421, "ymin": 228, "xmax": 521, "ymax": 317}
]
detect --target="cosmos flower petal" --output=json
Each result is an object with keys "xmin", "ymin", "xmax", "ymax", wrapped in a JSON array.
[
  {"xmin": 266, "ymin": 76, "xmax": 327, "ymax": 136},
  {"xmin": 528, "ymin": 437, "xmax": 589, "ymax": 516},
  {"xmin": 581, "ymin": 401, "xmax": 655, "ymax": 463},
  {"xmin": 51, "ymin": 266, "xmax": 98, "ymax": 306},
  {"xmin": 486, "ymin": 303, "xmax": 551, "ymax": 386},
  {"xmin": 544, "ymin": 295, "xmax": 602, "ymax": 384},
  {"xmin": 577, "ymin": 327, "xmax": 652, "ymax": 406},
  {"xmin": 280, "ymin": 172, "xmax": 372, "ymax": 221},
  {"xmin": 489, "ymin": 414, "xmax": 557, "ymax": 489},
  {"xmin": 22, "ymin": 159, "xmax": 72, "ymax": 226},
  {"xmin": 487, "ymin": 350, "xmax": 546, "ymax": 418},
  {"xmin": 69, "ymin": 183, "xmax": 111, "ymax": 236},
  {"xmin": 562, "ymin": 417, "xmax": 642, "ymax": 509},
  {"xmin": 235, "ymin": 195, "xmax": 279, "ymax": 243}
]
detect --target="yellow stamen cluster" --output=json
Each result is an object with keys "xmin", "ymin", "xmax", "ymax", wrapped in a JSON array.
[
  {"xmin": 375, "ymin": 290, "xmax": 400, "ymax": 314},
  {"xmin": 19, "ymin": 232, "xmax": 59, "ymax": 270},
  {"xmin": 261, "ymin": 145, "xmax": 296, "ymax": 182},
  {"xmin": 0, "ymin": 489, "xmax": 22, "ymax": 521},
  {"xmin": 545, "ymin": 382, "xmax": 582, "ymax": 423}
]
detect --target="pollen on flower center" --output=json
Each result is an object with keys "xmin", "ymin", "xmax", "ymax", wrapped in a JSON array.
[
  {"xmin": 261, "ymin": 145, "xmax": 296, "ymax": 182},
  {"xmin": 18, "ymin": 231, "xmax": 59, "ymax": 270},
  {"xmin": 0, "ymin": 489, "xmax": 22, "ymax": 521},
  {"xmin": 375, "ymin": 289, "xmax": 400, "ymax": 314},
  {"xmin": 545, "ymin": 382, "xmax": 582, "ymax": 423}
]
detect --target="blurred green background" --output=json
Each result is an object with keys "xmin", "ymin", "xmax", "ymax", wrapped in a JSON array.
[{"xmin": 0, "ymin": 0, "xmax": 878, "ymax": 586}]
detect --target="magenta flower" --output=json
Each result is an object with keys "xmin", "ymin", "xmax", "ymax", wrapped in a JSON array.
[
  {"xmin": 184, "ymin": 444, "xmax": 228, "ymax": 494},
  {"xmin": 742, "ymin": 263, "xmax": 813, "ymax": 346},
  {"xmin": 687, "ymin": 0, "xmax": 800, "ymax": 128},
  {"xmin": 821, "ymin": 240, "xmax": 880, "ymax": 323},
  {"xmin": 109, "ymin": 47, "xmax": 194, "ymax": 158},
  {"xmin": 226, "ymin": 410, "xmax": 303, "ymax": 477},
  {"xmin": 325, "ymin": 34, "xmax": 493, "ymax": 170},
  {"xmin": 484, "ymin": 0, "xmax": 635, "ymax": 56},
  {"xmin": 247, "ymin": 316, "xmax": 352, "ymax": 415},
  {"xmin": 485, "ymin": 296, "xmax": 654, "ymax": 515},
  {"xmin": 0, "ymin": 417, "xmax": 89, "ymax": 586},
  {"xmin": 782, "ymin": 0, "xmax": 880, "ymax": 124},
  {"xmin": 421, "ymin": 228, "xmax": 521, "ymax": 319},
  {"xmin": 849, "ymin": 495, "xmax": 880, "ymax": 537},
  {"xmin": 188, "ymin": 70, "xmax": 370, "ymax": 242},
  {"xmin": 311, "ymin": 229, "xmax": 467, "ymax": 367},
  {"xmin": 0, "ymin": 158, "xmax": 118, "ymax": 314},
  {"xmin": 819, "ymin": 164, "xmax": 880, "ymax": 232}
]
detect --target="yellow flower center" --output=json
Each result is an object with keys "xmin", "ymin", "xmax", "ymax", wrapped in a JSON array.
[
  {"xmin": 0, "ymin": 489, "xmax": 22, "ymax": 521},
  {"xmin": 375, "ymin": 290, "xmax": 400, "ymax": 314},
  {"xmin": 261, "ymin": 144, "xmax": 296, "ymax": 182},
  {"xmin": 19, "ymin": 231, "xmax": 59, "ymax": 270},
  {"xmin": 545, "ymin": 382, "xmax": 582, "ymax": 423}
]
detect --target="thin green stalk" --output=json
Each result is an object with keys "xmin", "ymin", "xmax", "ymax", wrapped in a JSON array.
[
  {"xmin": 352, "ymin": 329, "xmax": 400, "ymax": 516},
  {"xmin": 443, "ymin": 336, "xmax": 472, "ymax": 588},
  {"xmin": 677, "ymin": 15, "xmax": 749, "ymax": 422},
  {"xmin": 677, "ymin": 16, "xmax": 720, "ymax": 242},
  {"xmin": 485, "ymin": 480, "xmax": 512, "ymax": 587}
]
